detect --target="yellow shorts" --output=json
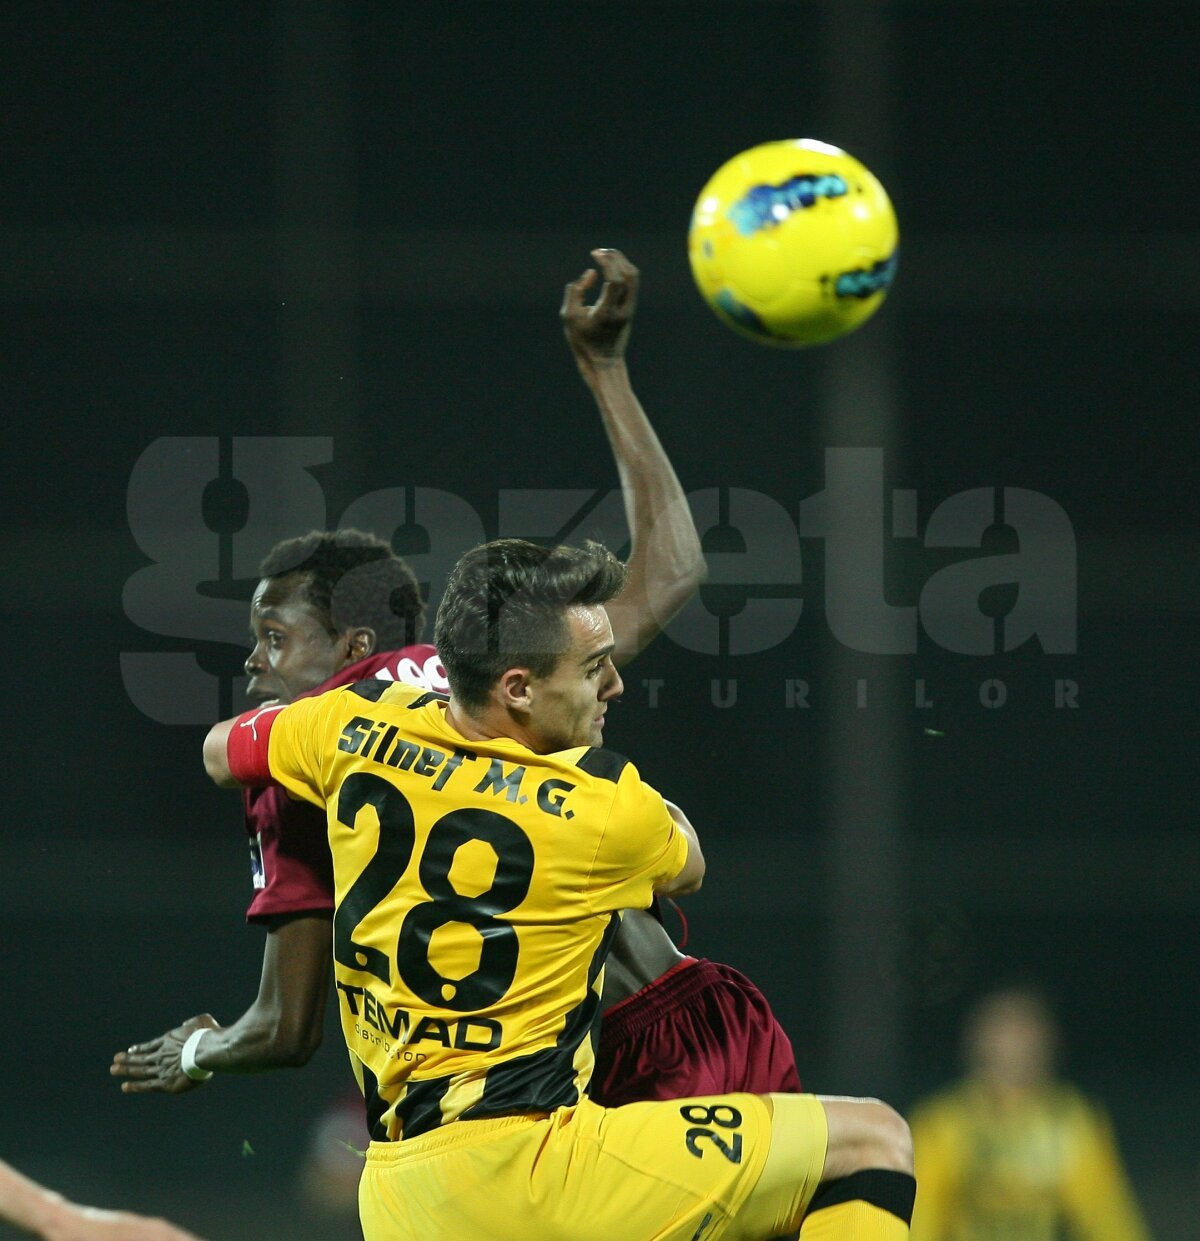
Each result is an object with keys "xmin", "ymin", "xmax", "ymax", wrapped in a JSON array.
[{"xmin": 358, "ymin": 1092, "xmax": 827, "ymax": 1240}]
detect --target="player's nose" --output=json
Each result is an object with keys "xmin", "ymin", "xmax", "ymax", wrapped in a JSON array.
[
  {"xmin": 602, "ymin": 666, "xmax": 624, "ymax": 700},
  {"xmin": 245, "ymin": 644, "xmax": 265, "ymax": 675}
]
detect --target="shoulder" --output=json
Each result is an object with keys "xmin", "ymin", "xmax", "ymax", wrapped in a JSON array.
[
  {"xmin": 569, "ymin": 747, "xmax": 633, "ymax": 783},
  {"xmin": 909, "ymin": 1086, "xmax": 968, "ymax": 1131},
  {"xmin": 1050, "ymin": 1082, "xmax": 1109, "ymax": 1130},
  {"xmin": 561, "ymin": 747, "xmax": 660, "ymax": 808},
  {"xmin": 308, "ymin": 677, "xmax": 440, "ymax": 708},
  {"xmin": 273, "ymin": 680, "xmax": 432, "ymax": 748},
  {"xmin": 311, "ymin": 646, "xmax": 448, "ymax": 696},
  {"xmin": 556, "ymin": 747, "xmax": 669, "ymax": 834}
]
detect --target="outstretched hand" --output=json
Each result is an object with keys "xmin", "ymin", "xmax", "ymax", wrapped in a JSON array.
[
  {"xmin": 561, "ymin": 248, "xmax": 639, "ymax": 371},
  {"xmin": 110, "ymin": 1013, "xmax": 220, "ymax": 1095}
]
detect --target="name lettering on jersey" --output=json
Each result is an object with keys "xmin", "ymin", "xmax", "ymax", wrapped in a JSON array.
[
  {"xmin": 335, "ymin": 716, "xmax": 578, "ymax": 817},
  {"xmin": 536, "ymin": 778, "xmax": 576, "ymax": 819},
  {"xmin": 336, "ymin": 715, "xmax": 473, "ymax": 793},
  {"xmin": 337, "ymin": 982, "xmax": 503, "ymax": 1057},
  {"xmin": 473, "ymin": 759, "xmax": 525, "ymax": 801},
  {"xmin": 473, "ymin": 759, "xmax": 579, "ymax": 819}
]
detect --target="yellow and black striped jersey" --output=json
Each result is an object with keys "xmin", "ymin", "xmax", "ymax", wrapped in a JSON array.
[{"xmin": 260, "ymin": 679, "xmax": 688, "ymax": 1140}]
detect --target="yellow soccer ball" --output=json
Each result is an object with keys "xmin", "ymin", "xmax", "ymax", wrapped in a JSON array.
[{"xmin": 688, "ymin": 139, "xmax": 899, "ymax": 347}]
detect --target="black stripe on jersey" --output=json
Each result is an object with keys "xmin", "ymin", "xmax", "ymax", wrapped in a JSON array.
[
  {"xmin": 395, "ymin": 1074, "xmax": 455, "ymax": 1140},
  {"xmin": 574, "ymin": 747, "xmax": 630, "ymax": 782},
  {"xmin": 406, "ymin": 690, "xmax": 450, "ymax": 709},
  {"xmin": 459, "ymin": 1044, "xmax": 581, "ymax": 1116},
  {"xmin": 348, "ymin": 679, "xmax": 391, "ymax": 702},
  {"xmin": 463, "ymin": 911, "xmax": 622, "ymax": 1118},
  {"xmin": 359, "ymin": 1062, "xmax": 391, "ymax": 1142},
  {"xmin": 586, "ymin": 909, "xmax": 622, "ymax": 988},
  {"xmin": 583, "ymin": 909, "xmax": 624, "ymax": 1062}
]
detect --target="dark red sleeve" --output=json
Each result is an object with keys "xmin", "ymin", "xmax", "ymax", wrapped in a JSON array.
[
  {"xmin": 226, "ymin": 705, "xmax": 284, "ymax": 786},
  {"xmin": 243, "ymin": 785, "xmax": 335, "ymax": 923}
]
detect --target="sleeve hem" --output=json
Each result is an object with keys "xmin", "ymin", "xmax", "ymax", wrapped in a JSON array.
[{"xmin": 227, "ymin": 705, "xmax": 285, "ymax": 784}]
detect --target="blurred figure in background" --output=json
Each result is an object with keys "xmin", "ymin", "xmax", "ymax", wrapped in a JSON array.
[{"xmin": 910, "ymin": 986, "xmax": 1151, "ymax": 1241}]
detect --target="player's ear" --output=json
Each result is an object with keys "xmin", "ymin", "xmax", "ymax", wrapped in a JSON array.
[
  {"xmin": 497, "ymin": 667, "xmax": 533, "ymax": 712},
  {"xmin": 344, "ymin": 627, "xmax": 377, "ymax": 661}
]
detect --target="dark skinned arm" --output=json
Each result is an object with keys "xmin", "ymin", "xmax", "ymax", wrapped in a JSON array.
[
  {"xmin": 111, "ymin": 912, "xmax": 330, "ymax": 1092},
  {"xmin": 562, "ymin": 248, "xmax": 706, "ymax": 667}
]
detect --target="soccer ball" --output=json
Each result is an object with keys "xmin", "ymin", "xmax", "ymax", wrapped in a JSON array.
[{"xmin": 688, "ymin": 139, "xmax": 898, "ymax": 347}]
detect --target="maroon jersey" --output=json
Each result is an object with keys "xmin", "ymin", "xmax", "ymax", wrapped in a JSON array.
[
  {"xmin": 590, "ymin": 957, "xmax": 801, "ymax": 1106},
  {"xmin": 243, "ymin": 644, "xmax": 447, "ymax": 922}
]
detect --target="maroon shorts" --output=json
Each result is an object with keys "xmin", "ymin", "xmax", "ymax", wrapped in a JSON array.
[{"xmin": 591, "ymin": 957, "xmax": 802, "ymax": 1107}]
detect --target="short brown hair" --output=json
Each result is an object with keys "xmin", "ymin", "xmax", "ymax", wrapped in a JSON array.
[{"xmin": 434, "ymin": 539, "xmax": 626, "ymax": 708}]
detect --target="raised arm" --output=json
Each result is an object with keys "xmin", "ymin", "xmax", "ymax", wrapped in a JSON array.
[{"xmin": 562, "ymin": 249, "xmax": 705, "ymax": 667}]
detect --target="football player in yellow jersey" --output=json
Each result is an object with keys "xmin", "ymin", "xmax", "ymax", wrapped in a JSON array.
[
  {"xmin": 112, "ymin": 248, "xmax": 799, "ymax": 1123},
  {"xmin": 203, "ymin": 538, "xmax": 916, "ymax": 1241},
  {"xmin": 111, "ymin": 247, "xmax": 711, "ymax": 1093},
  {"xmin": 909, "ymin": 987, "xmax": 1152, "ymax": 1241}
]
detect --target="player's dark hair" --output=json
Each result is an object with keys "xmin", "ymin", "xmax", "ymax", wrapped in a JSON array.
[
  {"xmin": 259, "ymin": 529, "xmax": 425, "ymax": 649},
  {"xmin": 434, "ymin": 538, "xmax": 627, "ymax": 709}
]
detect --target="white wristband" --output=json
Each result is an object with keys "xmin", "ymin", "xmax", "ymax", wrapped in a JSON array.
[{"xmin": 180, "ymin": 1028, "xmax": 214, "ymax": 1082}]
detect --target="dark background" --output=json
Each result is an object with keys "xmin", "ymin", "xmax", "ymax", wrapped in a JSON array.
[{"xmin": 1, "ymin": 2, "xmax": 1196, "ymax": 1237}]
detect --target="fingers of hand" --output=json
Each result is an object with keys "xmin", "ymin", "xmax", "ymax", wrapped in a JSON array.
[
  {"xmin": 591, "ymin": 247, "xmax": 639, "ymax": 292},
  {"xmin": 120, "ymin": 1078, "xmax": 160, "ymax": 1094},
  {"xmin": 112, "ymin": 1055, "xmax": 155, "ymax": 1078},
  {"xmin": 561, "ymin": 268, "xmax": 598, "ymax": 318},
  {"xmin": 588, "ymin": 252, "xmax": 637, "ymax": 318}
]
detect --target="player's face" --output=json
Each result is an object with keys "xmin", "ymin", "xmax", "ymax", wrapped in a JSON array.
[
  {"xmin": 244, "ymin": 574, "xmax": 350, "ymax": 705},
  {"xmin": 524, "ymin": 605, "xmax": 623, "ymax": 752},
  {"xmin": 967, "ymin": 995, "xmax": 1055, "ymax": 1089}
]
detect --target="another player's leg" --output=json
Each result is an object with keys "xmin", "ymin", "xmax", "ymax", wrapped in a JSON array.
[
  {"xmin": 735, "ymin": 1094, "xmax": 915, "ymax": 1239},
  {"xmin": 801, "ymin": 1097, "xmax": 914, "ymax": 1238}
]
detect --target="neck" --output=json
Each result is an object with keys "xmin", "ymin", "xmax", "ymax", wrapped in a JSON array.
[{"xmin": 445, "ymin": 697, "xmax": 538, "ymax": 750}]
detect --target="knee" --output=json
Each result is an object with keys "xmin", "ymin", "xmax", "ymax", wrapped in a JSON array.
[
  {"xmin": 854, "ymin": 1100, "xmax": 913, "ymax": 1174},
  {"xmin": 822, "ymin": 1097, "xmax": 913, "ymax": 1179}
]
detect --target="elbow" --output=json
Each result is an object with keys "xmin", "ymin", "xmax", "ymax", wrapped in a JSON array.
[
  {"xmin": 674, "ymin": 869, "xmax": 703, "ymax": 897},
  {"xmin": 274, "ymin": 1039, "xmax": 321, "ymax": 1069},
  {"xmin": 665, "ymin": 846, "xmax": 705, "ymax": 898},
  {"xmin": 203, "ymin": 724, "xmax": 239, "ymax": 788},
  {"xmin": 228, "ymin": 1011, "xmax": 323, "ymax": 1069},
  {"xmin": 686, "ymin": 848, "xmax": 707, "ymax": 894},
  {"xmin": 648, "ymin": 553, "xmax": 708, "ymax": 630},
  {"xmin": 668, "ymin": 547, "xmax": 708, "ymax": 601},
  {"xmin": 269, "ymin": 1018, "xmax": 323, "ymax": 1067}
]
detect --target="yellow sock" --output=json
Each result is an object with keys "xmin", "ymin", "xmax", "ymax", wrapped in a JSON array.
[{"xmin": 799, "ymin": 1170, "xmax": 914, "ymax": 1239}]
